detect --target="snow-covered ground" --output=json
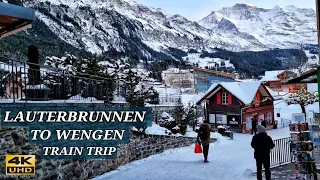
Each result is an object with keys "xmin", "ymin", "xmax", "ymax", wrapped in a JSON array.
[
  {"xmin": 93, "ymin": 128, "xmax": 290, "ymax": 180},
  {"xmin": 183, "ymin": 53, "xmax": 235, "ymax": 69},
  {"xmin": 93, "ymin": 99, "xmax": 318, "ymax": 180}
]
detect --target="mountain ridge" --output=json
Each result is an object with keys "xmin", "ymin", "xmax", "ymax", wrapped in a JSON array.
[{"xmin": 0, "ymin": 0, "xmax": 317, "ymax": 78}]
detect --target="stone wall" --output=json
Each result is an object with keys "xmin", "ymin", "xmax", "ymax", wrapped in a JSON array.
[{"xmin": 0, "ymin": 127, "xmax": 216, "ymax": 180}]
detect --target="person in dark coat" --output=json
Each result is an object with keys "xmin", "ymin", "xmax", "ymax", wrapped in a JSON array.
[
  {"xmin": 251, "ymin": 125, "xmax": 275, "ymax": 180},
  {"xmin": 251, "ymin": 118, "xmax": 257, "ymax": 135},
  {"xmin": 261, "ymin": 119, "xmax": 267, "ymax": 128},
  {"xmin": 197, "ymin": 120, "xmax": 214, "ymax": 163}
]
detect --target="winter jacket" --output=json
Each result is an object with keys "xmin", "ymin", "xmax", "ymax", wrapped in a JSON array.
[
  {"xmin": 251, "ymin": 119, "xmax": 257, "ymax": 129},
  {"xmin": 251, "ymin": 132, "xmax": 275, "ymax": 160},
  {"xmin": 261, "ymin": 120, "xmax": 267, "ymax": 128},
  {"xmin": 197, "ymin": 123, "xmax": 214, "ymax": 146}
]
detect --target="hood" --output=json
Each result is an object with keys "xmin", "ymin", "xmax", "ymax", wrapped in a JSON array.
[{"xmin": 257, "ymin": 125, "xmax": 266, "ymax": 133}]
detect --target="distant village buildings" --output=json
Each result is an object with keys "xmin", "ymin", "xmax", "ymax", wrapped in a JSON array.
[
  {"xmin": 260, "ymin": 70, "xmax": 306, "ymax": 93},
  {"xmin": 161, "ymin": 67, "xmax": 238, "ymax": 94},
  {"xmin": 162, "ymin": 68, "xmax": 194, "ymax": 89},
  {"xmin": 193, "ymin": 67, "xmax": 236, "ymax": 94}
]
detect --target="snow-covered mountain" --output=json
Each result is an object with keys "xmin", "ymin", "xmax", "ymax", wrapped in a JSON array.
[
  {"xmin": 199, "ymin": 3, "xmax": 317, "ymax": 49},
  {"xmin": 3, "ymin": 1, "xmax": 318, "ymax": 60}
]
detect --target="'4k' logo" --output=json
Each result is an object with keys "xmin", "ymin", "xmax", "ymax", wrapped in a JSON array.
[{"xmin": 6, "ymin": 155, "xmax": 35, "ymax": 176}]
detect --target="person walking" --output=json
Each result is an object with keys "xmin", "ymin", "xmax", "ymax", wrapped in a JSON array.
[
  {"xmin": 261, "ymin": 119, "xmax": 267, "ymax": 128},
  {"xmin": 251, "ymin": 125, "xmax": 275, "ymax": 180},
  {"xmin": 197, "ymin": 120, "xmax": 214, "ymax": 163},
  {"xmin": 251, "ymin": 118, "xmax": 257, "ymax": 135}
]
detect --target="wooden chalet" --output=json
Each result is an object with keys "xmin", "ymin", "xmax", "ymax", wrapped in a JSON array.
[
  {"xmin": 196, "ymin": 81, "xmax": 275, "ymax": 133},
  {"xmin": 260, "ymin": 70, "xmax": 306, "ymax": 93}
]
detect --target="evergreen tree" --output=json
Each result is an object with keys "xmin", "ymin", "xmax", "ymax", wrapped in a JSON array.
[
  {"xmin": 85, "ymin": 58, "xmax": 103, "ymax": 76},
  {"xmin": 184, "ymin": 102, "xmax": 197, "ymax": 127},
  {"xmin": 123, "ymin": 68, "xmax": 144, "ymax": 106},
  {"xmin": 174, "ymin": 97, "xmax": 185, "ymax": 132},
  {"xmin": 145, "ymin": 86, "xmax": 159, "ymax": 104}
]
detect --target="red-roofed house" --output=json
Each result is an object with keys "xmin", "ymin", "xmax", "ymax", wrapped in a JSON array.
[{"xmin": 196, "ymin": 81, "xmax": 274, "ymax": 133}]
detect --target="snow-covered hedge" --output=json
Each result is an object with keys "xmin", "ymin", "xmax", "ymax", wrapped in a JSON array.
[
  {"xmin": 144, "ymin": 123, "xmax": 173, "ymax": 136},
  {"xmin": 158, "ymin": 112, "xmax": 180, "ymax": 134}
]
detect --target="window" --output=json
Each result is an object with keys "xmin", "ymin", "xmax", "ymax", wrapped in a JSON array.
[
  {"xmin": 267, "ymin": 112, "xmax": 272, "ymax": 124},
  {"xmin": 222, "ymin": 92, "xmax": 228, "ymax": 104},
  {"xmin": 209, "ymin": 114, "xmax": 215, "ymax": 123}
]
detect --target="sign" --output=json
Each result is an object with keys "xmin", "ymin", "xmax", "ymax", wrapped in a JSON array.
[
  {"xmin": 227, "ymin": 115, "xmax": 240, "ymax": 126},
  {"xmin": 216, "ymin": 114, "xmax": 227, "ymax": 124},
  {"xmin": 292, "ymin": 113, "xmax": 305, "ymax": 123},
  {"xmin": 209, "ymin": 114, "xmax": 215, "ymax": 123},
  {"xmin": 6, "ymin": 155, "xmax": 35, "ymax": 176}
]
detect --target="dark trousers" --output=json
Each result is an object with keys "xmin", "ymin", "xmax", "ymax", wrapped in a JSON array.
[
  {"xmin": 251, "ymin": 127, "xmax": 257, "ymax": 135},
  {"xmin": 203, "ymin": 144, "xmax": 209, "ymax": 160},
  {"xmin": 256, "ymin": 158, "xmax": 271, "ymax": 180}
]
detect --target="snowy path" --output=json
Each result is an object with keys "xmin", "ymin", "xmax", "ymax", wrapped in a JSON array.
[{"xmin": 93, "ymin": 128, "xmax": 290, "ymax": 180}]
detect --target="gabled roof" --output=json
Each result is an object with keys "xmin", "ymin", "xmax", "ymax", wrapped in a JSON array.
[
  {"xmin": 287, "ymin": 67, "xmax": 319, "ymax": 84},
  {"xmin": 0, "ymin": 2, "xmax": 36, "ymax": 38},
  {"xmin": 260, "ymin": 70, "xmax": 285, "ymax": 82},
  {"xmin": 196, "ymin": 81, "xmax": 262, "ymax": 105}
]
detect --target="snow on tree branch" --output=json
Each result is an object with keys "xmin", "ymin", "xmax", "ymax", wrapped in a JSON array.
[{"xmin": 283, "ymin": 88, "xmax": 318, "ymax": 106}]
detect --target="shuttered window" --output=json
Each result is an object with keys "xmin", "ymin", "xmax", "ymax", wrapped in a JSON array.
[
  {"xmin": 217, "ymin": 92, "xmax": 221, "ymax": 104},
  {"xmin": 222, "ymin": 92, "xmax": 228, "ymax": 104},
  {"xmin": 256, "ymin": 91, "xmax": 261, "ymax": 102},
  {"xmin": 228, "ymin": 93, "xmax": 232, "ymax": 105}
]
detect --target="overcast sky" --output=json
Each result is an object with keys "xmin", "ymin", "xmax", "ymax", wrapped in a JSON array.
[{"xmin": 134, "ymin": 0, "xmax": 316, "ymax": 21}]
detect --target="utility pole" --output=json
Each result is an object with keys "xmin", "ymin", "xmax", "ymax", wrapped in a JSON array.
[
  {"xmin": 317, "ymin": 0, "xmax": 320, "ymax": 106},
  {"xmin": 317, "ymin": 0, "xmax": 320, "ymax": 60}
]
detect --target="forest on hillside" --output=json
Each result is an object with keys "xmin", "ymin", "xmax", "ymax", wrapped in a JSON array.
[{"xmin": 200, "ymin": 48, "xmax": 308, "ymax": 78}]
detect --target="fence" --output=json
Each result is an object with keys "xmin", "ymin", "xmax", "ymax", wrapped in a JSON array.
[
  {"xmin": 270, "ymin": 137, "xmax": 292, "ymax": 168},
  {"xmin": 0, "ymin": 56, "xmax": 117, "ymax": 102},
  {"xmin": 277, "ymin": 118, "xmax": 291, "ymax": 128}
]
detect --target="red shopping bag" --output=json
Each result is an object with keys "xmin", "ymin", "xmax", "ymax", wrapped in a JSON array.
[{"xmin": 194, "ymin": 144, "xmax": 202, "ymax": 154}]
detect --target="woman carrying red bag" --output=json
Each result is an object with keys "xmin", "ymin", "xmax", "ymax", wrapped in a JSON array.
[
  {"xmin": 194, "ymin": 143, "xmax": 202, "ymax": 153},
  {"xmin": 196, "ymin": 120, "xmax": 214, "ymax": 163}
]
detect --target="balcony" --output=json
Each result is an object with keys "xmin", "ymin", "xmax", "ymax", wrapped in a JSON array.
[{"xmin": 0, "ymin": 56, "xmax": 119, "ymax": 104}]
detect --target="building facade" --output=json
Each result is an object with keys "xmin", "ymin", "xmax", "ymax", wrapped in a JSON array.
[
  {"xmin": 162, "ymin": 68, "xmax": 194, "ymax": 89},
  {"xmin": 153, "ymin": 85, "xmax": 181, "ymax": 105},
  {"xmin": 196, "ymin": 82, "xmax": 274, "ymax": 133},
  {"xmin": 193, "ymin": 68, "xmax": 236, "ymax": 94},
  {"xmin": 261, "ymin": 70, "xmax": 306, "ymax": 93}
]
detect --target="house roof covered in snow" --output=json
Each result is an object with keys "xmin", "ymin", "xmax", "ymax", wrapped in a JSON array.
[
  {"xmin": 162, "ymin": 68, "xmax": 191, "ymax": 74},
  {"xmin": 196, "ymin": 81, "xmax": 271, "ymax": 105},
  {"xmin": 181, "ymin": 94, "xmax": 200, "ymax": 106},
  {"xmin": 260, "ymin": 70, "xmax": 285, "ymax": 82}
]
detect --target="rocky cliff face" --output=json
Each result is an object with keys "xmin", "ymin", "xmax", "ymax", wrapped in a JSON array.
[
  {"xmin": 1, "ymin": 1, "xmax": 317, "ymax": 61},
  {"xmin": 199, "ymin": 3, "xmax": 317, "ymax": 49}
]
